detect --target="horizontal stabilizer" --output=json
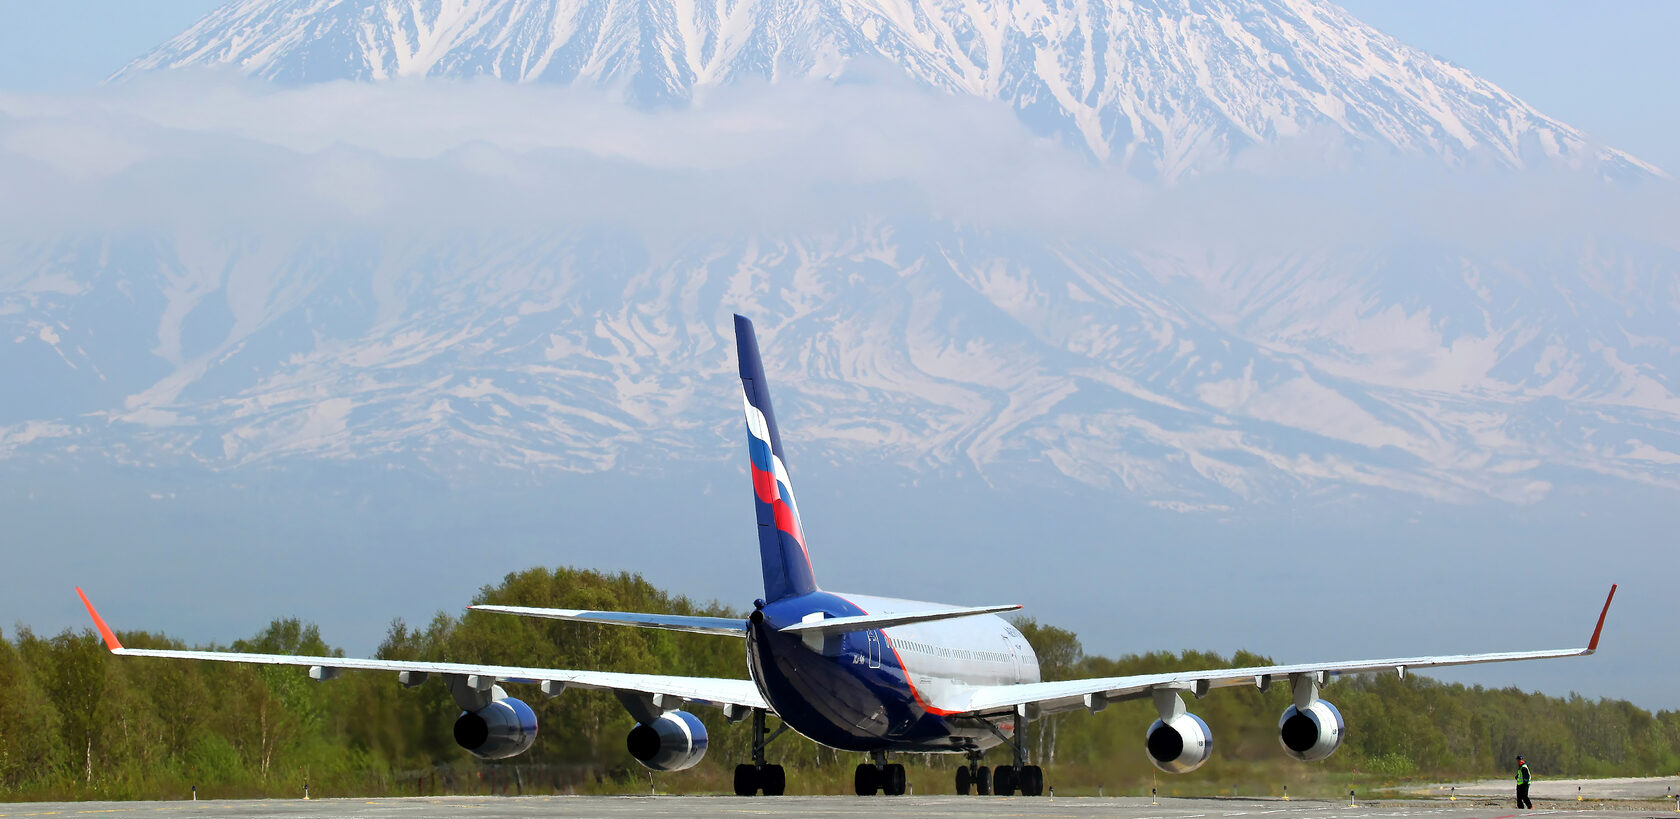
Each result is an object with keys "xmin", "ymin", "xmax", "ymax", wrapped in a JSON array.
[
  {"xmin": 467, "ymin": 605, "xmax": 747, "ymax": 637},
  {"xmin": 779, "ymin": 604, "xmax": 1022, "ymax": 637}
]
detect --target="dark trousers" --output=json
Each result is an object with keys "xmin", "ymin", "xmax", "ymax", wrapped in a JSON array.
[{"xmin": 1517, "ymin": 783, "xmax": 1532, "ymax": 809}]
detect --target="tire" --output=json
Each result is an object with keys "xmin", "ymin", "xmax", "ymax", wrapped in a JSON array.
[
  {"xmin": 975, "ymin": 766, "xmax": 991, "ymax": 796},
  {"xmin": 994, "ymin": 764, "xmax": 1016, "ymax": 796},
  {"xmin": 1021, "ymin": 766, "xmax": 1043, "ymax": 796},
  {"xmin": 955, "ymin": 766, "xmax": 971, "ymax": 796},
  {"xmin": 762, "ymin": 764, "xmax": 786, "ymax": 796},
  {"xmin": 853, "ymin": 764, "xmax": 879, "ymax": 797},
  {"xmin": 883, "ymin": 764, "xmax": 906, "ymax": 796},
  {"xmin": 734, "ymin": 764, "xmax": 759, "ymax": 797}
]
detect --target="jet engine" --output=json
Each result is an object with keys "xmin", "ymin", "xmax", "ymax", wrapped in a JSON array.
[
  {"xmin": 1146, "ymin": 712, "xmax": 1213, "ymax": 773},
  {"xmin": 1278, "ymin": 699, "xmax": 1344, "ymax": 762},
  {"xmin": 626, "ymin": 710, "xmax": 709, "ymax": 772},
  {"xmin": 453, "ymin": 696, "xmax": 538, "ymax": 760}
]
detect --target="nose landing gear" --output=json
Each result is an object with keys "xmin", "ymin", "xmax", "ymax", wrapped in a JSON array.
[{"xmin": 955, "ymin": 756, "xmax": 990, "ymax": 795}]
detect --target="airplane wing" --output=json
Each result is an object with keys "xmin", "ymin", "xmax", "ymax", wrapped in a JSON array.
[
  {"xmin": 955, "ymin": 584, "xmax": 1616, "ymax": 718},
  {"xmin": 467, "ymin": 605, "xmax": 747, "ymax": 636},
  {"xmin": 77, "ymin": 589, "xmax": 766, "ymax": 712}
]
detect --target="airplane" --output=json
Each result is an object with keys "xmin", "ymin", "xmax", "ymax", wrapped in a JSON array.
[{"xmin": 77, "ymin": 313, "xmax": 1618, "ymax": 798}]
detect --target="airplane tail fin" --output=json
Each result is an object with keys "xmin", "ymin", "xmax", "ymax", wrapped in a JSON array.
[{"xmin": 734, "ymin": 315, "xmax": 818, "ymax": 602}]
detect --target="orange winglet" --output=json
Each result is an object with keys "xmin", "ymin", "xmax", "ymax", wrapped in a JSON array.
[
  {"xmin": 1587, "ymin": 584, "xmax": 1617, "ymax": 653},
  {"xmin": 75, "ymin": 587, "xmax": 124, "ymax": 651}
]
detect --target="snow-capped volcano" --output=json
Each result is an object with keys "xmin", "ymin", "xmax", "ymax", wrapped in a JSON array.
[
  {"xmin": 118, "ymin": 0, "xmax": 1655, "ymax": 180},
  {"xmin": 6, "ymin": 0, "xmax": 1675, "ymax": 511}
]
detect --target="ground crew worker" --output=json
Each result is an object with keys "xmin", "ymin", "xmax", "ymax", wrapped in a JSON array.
[{"xmin": 1516, "ymin": 755, "xmax": 1533, "ymax": 809}]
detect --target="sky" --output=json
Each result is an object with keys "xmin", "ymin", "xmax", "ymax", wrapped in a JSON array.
[
  {"xmin": 1335, "ymin": 0, "xmax": 1680, "ymax": 175},
  {"xmin": 0, "ymin": 1, "xmax": 1677, "ymax": 172}
]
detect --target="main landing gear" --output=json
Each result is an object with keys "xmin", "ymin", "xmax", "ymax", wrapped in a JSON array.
[
  {"xmin": 956, "ymin": 758, "xmax": 1043, "ymax": 795},
  {"xmin": 855, "ymin": 750, "xmax": 907, "ymax": 796},
  {"xmin": 992, "ymin": 763, "xmax": 1045, "ymax": 796},
  {"xmin": 954, "ymin": 710, "xmax": 1047, "ymax": 796},
  {"xmin": 733, "ymin": 710, "xmax": 788, "ymax": 796}
]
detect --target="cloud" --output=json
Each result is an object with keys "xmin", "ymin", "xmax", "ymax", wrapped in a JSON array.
[
  {"xmin": 0, "ymin": 73, "xmax": 1088, "ymax": 235},
  {"xmin": 0, "ymin": 73, "xmax": 1675, "ymax": 255}
]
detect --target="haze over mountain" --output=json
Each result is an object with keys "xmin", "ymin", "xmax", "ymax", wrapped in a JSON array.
[{"xmin": 2, "ymin": 0, "xmax": 1675, "ymax": 706}]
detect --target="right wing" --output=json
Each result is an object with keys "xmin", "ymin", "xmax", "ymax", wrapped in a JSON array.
[
  {"xmin": 468, "ymin": 605, "xmax": 747, "ymax": 636},
  {"xmin": 952, "ymin": 584, "xmax": 1616, "ymax": 718},
  {"xmin": 77, "ymin": 589, "xmax": 766, "ymax": 712}
]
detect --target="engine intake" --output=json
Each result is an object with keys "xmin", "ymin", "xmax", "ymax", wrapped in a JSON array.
[
  {"xmin": 1279, "ymin": 699, "xmax": 1345, "ymax": 761},
  {"xmin": 1146, "ymin": 712, "xmax": 1213, "ymax": 773},
  {"xmin": 626, "ymin": 710, "xmax": 709, "ymax": 772},
  {"xmin": 454, "ymin": 696, "xmax": 538, "ymax": 760}
]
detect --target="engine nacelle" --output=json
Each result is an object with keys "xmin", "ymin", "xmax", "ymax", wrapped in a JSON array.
[
  {"xmin": 1146, "ymin": 712, "xmax": 1213, "ymax": 773},
  {"xmin": 453, "ymin": 696, "xmax": 538, "ymax": 760},
  {"xmin": 1278, "ymin": 699, "xmax": 1345, "ymax": 762},
  {"xmin": 626, "ymin": 710, "xmax": 709, "ymax": 772}
]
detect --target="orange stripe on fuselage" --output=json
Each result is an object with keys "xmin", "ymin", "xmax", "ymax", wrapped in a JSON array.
[
  {"xmin": 880, "ymin": 633, "xmax": 963, "ymax": 717},
  {"xmin": 830, "ymin": 593, "xmax": 963, "ymax": 718}
]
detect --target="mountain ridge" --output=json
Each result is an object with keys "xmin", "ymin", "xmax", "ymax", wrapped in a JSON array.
[
  {"xmin": 116, "ymin": 0, "xmax": 1660, "ymax": 180},
  {"xmin": 3, "ymin": 0, "xmax": 1675, "ymax": 510}
]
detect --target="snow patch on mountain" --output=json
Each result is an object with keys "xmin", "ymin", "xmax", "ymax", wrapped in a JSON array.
[{"xmin": 117, "ymin": 0, "xmax": 1659, "ymax": 180}]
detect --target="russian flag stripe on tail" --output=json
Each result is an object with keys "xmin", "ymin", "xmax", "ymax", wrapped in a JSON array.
[{"xmin": 735, "ymin": 314, "xmax": 817, "ymax": 602}]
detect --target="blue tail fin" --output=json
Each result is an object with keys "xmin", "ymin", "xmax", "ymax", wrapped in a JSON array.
[{"xmin": 734, "ymin": 315, "xmax": 818, "ymax": 602}]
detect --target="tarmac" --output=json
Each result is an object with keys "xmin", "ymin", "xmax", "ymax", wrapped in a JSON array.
[
  {"xmin": 1425, "ymin": 778, "xmax": 1680, "ymax": 801},
  {"xmin": 3, "ymin": 793, "xmax": 1679, "ymax": 819}
]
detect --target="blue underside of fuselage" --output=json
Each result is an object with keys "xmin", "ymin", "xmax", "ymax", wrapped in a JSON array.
[{"xmin": 745, "ymin": 592, "xmax": 998, "ymax": 754}]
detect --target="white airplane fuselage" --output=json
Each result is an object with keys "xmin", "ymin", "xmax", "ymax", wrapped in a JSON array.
[{"xmin": 746, "ymin": 590, "xmax": 1040, "ymax": 753}]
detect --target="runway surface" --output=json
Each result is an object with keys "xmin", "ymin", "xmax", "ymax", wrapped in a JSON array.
[
  {"xmin": 1428, "ymin": 779, "xmax": 1680, "ymax": 801},
  {"xmin": 2, "ymin": 795, "xmax": 1676, "ymax": 819}
]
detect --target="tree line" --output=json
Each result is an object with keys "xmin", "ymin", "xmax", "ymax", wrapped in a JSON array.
[{"xmin": 1, "ymin": 566, "xmax": 1674, "ymax": 800}]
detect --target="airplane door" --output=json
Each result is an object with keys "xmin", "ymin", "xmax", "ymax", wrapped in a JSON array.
[{"xmin": 868, "ymin": 631, "xmax": 881, "ymax": 669}]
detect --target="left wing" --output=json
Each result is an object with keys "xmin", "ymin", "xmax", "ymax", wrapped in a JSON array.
[
  {"xmin": 952, "ymin": 583, "xmax": 1616, "ymax": 718},
  {"xmin": 77, "ymin": 589, "xmax": 766, "ymax": 711}
]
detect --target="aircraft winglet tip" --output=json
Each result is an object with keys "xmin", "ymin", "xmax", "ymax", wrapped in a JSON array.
[
  {"xmin": 1586, "ymin": 583, "xmax": 1617, "ymax": 653},
  {"xmin": 75, "ymin": 587, "xmax": 124, "ymax": 652}
]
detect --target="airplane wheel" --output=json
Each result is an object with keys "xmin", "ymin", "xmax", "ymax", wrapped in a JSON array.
[
  {"xmin": 734, "ymin": 764, "xmax": 759, "ymax": 796},
  {"xmin": 994, "ymin": 764, "xmax": 1017, "ymax": 796},
  {"xmin": 955, "ymin": 766, "xmax": 971, "ymax": 795},
  {"xmin": 975, "ymin": 765, "xmax": 991, "ymax": 795},
  {"xmin": 1021, "ymin": 765, "xmax": 1043, "ymax": 796},
  {"xmin": 762, "ymin": 764, "xmax": 786, "ymax": 796},
  {"xmin": 853, "ymin": 764, "xmax": 879, "ymax": 796},
  {"xmin": 883, "ymin": 764, "xmax": 906, "ymax": 796}
]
